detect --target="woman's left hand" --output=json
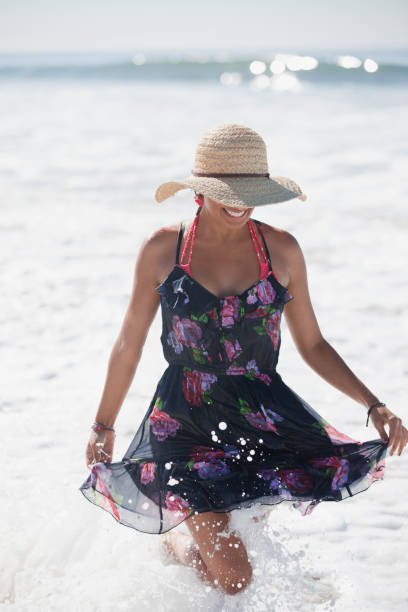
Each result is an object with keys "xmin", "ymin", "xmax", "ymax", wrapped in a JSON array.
[
  {"xmin": 369, "ymin": 404, "xmax": 408, "ymax": 456},
  {"xmin": 86, "ymin": 429, "xmax": 115, "ymax": 469}
]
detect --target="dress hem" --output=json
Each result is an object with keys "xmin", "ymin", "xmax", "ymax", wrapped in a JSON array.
[{"xmin": 78, "ymin": 463, "xmax": 386, "ymax": 536}]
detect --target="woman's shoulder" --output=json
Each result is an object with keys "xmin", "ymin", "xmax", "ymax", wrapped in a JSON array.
[
  {"xmin": 137, "ymin": 222, "xmax": 183, "ymax": 269},
  {"xmin": 256, "ymin": 220, "xmax": 302, "ymax": 256},
  {"xmin": 144, "ymin": 222, "xmax": 180, "ymax": 248},
  {"xmin": 145, "ymin": 223, "xmax": 180, "ymax": 251},
  {"xmin": 256, "ymin": 221, "xmax": 305, "ymax": 286}
]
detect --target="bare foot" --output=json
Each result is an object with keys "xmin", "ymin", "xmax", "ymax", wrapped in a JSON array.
[
  {"xmin": 159, "ymin": 535, "xmax": 178, "ymax": 566},
  {"xmin": 161, "ymin": 532, "xmax": 199, "ymax": 565}
]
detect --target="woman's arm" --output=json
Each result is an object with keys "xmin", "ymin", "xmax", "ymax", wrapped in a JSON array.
[
  {"xmin": 92, "ymin": 231, "xmax": 164, "ymax": 428},
  {"xmin": 282, "ymin": 232, "xmax": 407, "ymax": 456},
  {"xmin": 283, "ymin": 235, "xmax": 378, "ymax": 408}
]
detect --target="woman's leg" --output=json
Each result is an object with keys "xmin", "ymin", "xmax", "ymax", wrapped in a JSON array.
[
  {"xmin": 185, "ymin": 510, "xmax": 253, "ymax": 595},
  {"xmin": 161, "ymin": 530, "xmax": 214, "ymax": 586}
]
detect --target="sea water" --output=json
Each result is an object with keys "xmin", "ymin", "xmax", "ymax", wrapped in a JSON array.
[{"xmin": 1, "ymin": 48, "xmax": 407, "ymax": 611}]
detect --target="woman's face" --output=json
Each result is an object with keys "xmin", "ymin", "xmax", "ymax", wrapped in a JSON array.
[{"xmin": 201, "ymin": 195, "xmax": 254, "ymax": 227}]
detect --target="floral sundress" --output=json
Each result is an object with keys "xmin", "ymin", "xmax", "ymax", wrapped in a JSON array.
[{"xmin": 79, "ymin": 212, "xmax": 387, "ymax": 534}]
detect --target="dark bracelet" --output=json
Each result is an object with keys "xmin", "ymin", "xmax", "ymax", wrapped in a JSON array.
[
  {"xmin": 91, "ymin": 421, "xmax": 116, "ymax": 432},
  {"xmin": 366, "ymin": 401, "xmax": 386, "ymax": 427}
]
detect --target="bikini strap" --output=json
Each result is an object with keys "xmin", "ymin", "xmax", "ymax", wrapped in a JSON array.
[
  {"xmin": 254, "ymin": 220, "xmax": 280, "ymax": 282},
  {"xmin": 247, "ymin": 220, "xmax": 270, "ymax": 281},
  {"xmin": 176, "ymin": 214, "xmax": 274, "ymax": 282},
  {"xmin": 177, "ymin": 208, "xmax": 201, "ymax": 275},
  {"xmin": 254, "ymin": 221, "xmax": 273, "ymax": 270}
]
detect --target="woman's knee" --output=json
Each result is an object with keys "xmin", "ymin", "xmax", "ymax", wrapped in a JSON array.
[
  {"xmin": 186, "ymin": 511, "xmax": 253, "ymax": 595},
  {"xmin": 216, "ymin": 561, "xmax": 253, "ymax": 595}
]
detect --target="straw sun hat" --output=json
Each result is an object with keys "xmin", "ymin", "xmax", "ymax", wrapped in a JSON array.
[{"xmin": 154, "ymin": 123, "xmax": 307, "ymax": 209}]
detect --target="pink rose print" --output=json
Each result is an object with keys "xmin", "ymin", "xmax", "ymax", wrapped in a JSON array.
[
  {"xmin": 331, "ymin": 458, "xmax": 350, "ymax": 490},
  {"xmin": 224, "ymin": 338, "xmax": 243, "ymax": 362},
  {"xmin": 243, "ymin": 404, "xmax": 283, "ymax": 434},
  {"xmin": 189, "ymin": 446, "xmax": 231, "ymax": 480},
  {"xmin": 167, "ymin": 330, "xmax": 183, "ymax": 354},
  {"xmin": 246, "ymin": 359, "xmax": 260, "ymax": 376},
  {"xmin": 246, "ymin": 360, "xmax": 272, "ymax": 385},
  {"xmin": 90, "ymin": 462, "xmax": 121, "ymax": 520},
  {"xmin": 190, "ymin": 446, "xmax": 227, "ymax": 462},
  {"xmin": 207, "ymin": 307, "xmax": 218, "ymax": 320},
  {"xmin": 183, "ymin": 370, "xmax": 202, "ymax": 405},
  {"xmin": 257, "ymin": 468, "xmax": 280, "ymax": 489},
  {"xmin": 309, "ymin": 456, "xmax": 350, "ymax": 491},
  {"xmin": 222, "ymin": 444, "xmax": 240, "ymax": 460},
  {"xmin": 149, "ymin": 398, "xmax": 181, "ymax": 441},
  {"xmin": 257, "ymin": 373, "xmax": 272, "ymax": 385},
  {"xmin": 172, "ymin": 315, "xmax": 202, "ymax": 348},
  {"xmin": 323, "ymin": 422, "xmax": 361, "ymax": 445},
  {"xmin": 256, "ymin": 280, "xmax": 276, "ymax": 304},
  {"xmin": 246, "ymin": 281, "xmax": 276, "ymax": 305},
  {"xmin": 266, "ymin": 312, "xmax": 281, "ymax": 350},
  {"xmin": 182, "ymin": 369, "xmax": 217, "ymax": 406},
  {"xmin": 265, "ymin": 407, "xmax": 284, "ymax": 423},
  {"xmin": 193, "ymin": 458, "xmax": 230, "ymax": 479},
  {"xmin": 245, "ymin": 411, "xmax": 278, "ymax": 432},
  {"xmin": 200, "ymin": 372, "xmax": 218, "ymax": 391},
  {"xmin": 220, "ymin": 296, "xmax": 240, "ymax": 327},
  {"xmin": 367, "ymin": 459, "xmax": 385, "ymax": 484},
  {"xmin": 246, "ymin": 288, "xmax": 258, "ymax": 304},
  {"xmin": 250, "ymin": 305, "xmax": 282, "ymax": 350},
  {"xmin": 309, "ymin": 456, "xmax": 339, "ymax": 469},
  {"xmin": 276, "ymin": 468, "xmax": 314, "ymax": 495},
  {"xmin": 226, "ymin": 365, "xmax": 247, "ymax": 375},
  {"xmin": 140, "ymin": 462, "xmax": 156, "ymax": 485},
  {"xmin": 226, "ymin": 361, "xmax": 272, "ymax": 385},
  {"xmin": 164, "ymin": 492, "xmax": 190, "ymax": 519},
  {"xmin": 244, "ymin": 306, "xmax": 268, "ymax": 319}
]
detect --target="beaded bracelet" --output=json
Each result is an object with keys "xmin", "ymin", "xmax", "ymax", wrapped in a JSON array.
[
  {"xmin": 91, "ymin": 421, "xmax": 116, "ymax": 433},
  {"xmin": 366, "ymin": 401, "xmax": 386, "ymax": 427}
]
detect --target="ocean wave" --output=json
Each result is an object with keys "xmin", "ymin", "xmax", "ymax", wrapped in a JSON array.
[{"xmin": 1, "ymin": 52, "xmax": 407, "ymax": 86}]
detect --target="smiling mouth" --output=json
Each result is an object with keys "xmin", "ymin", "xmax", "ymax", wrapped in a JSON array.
[{"xmin": 223, "ymin": 207, "xmax": 247, "ymax": 217}]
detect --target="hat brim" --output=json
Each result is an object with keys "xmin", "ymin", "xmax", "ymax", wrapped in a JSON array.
[{"xmin": 155, "ymin": 175, "xmax": 307, "ymax": 208}]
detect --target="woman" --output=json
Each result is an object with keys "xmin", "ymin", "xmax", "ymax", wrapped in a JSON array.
[{"xmin": 79, "ymin": 124, "xmax": 407, "ymax": 596}]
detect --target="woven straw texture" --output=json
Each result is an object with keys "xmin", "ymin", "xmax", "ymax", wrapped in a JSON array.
[{"xmin": 155, "ymin": 124, "xmax": 307, "ymax": 208}]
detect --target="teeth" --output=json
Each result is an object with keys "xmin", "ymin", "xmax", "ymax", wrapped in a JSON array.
[{"xmin": 224, "ymin": 208, "xmax": 246, "ymax": 217}]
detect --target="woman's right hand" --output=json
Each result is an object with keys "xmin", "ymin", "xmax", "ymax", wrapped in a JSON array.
[{"xmin": 85, "ymin": 429, "xmax": 116, "ymax": 469}]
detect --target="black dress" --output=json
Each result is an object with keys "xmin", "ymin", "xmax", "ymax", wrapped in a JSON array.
[{"xmin": 79, "ymin": 214, "xmax": 387, "ymax": 534}]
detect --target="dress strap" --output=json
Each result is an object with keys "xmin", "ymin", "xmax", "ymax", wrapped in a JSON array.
[{"xmin": 175, "ymin": 220, "xmax": 185, "ymax": 265}]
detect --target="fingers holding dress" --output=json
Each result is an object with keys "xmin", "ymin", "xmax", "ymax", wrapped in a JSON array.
[
  {"xmin": 370, "ymin": 405, "xmax": 407, "ymax": 456},
  {"xmin": 85, "ymin": 429, "xmax": 115, "ymax": 469}
]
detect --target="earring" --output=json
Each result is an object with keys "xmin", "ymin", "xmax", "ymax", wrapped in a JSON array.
[{"xmin": 194, "ymin": 193, "xmax": 204, "ymax": 207}]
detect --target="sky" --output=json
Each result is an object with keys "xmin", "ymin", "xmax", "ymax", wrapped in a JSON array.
[{"xmin": 0, "ymin": 0, "xmax": 407, "ymax": 53}]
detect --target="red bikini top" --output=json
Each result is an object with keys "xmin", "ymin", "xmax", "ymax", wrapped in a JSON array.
[{"xmin": 176, "ymin": 208, "xmax": 276, "ymax": 282}]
